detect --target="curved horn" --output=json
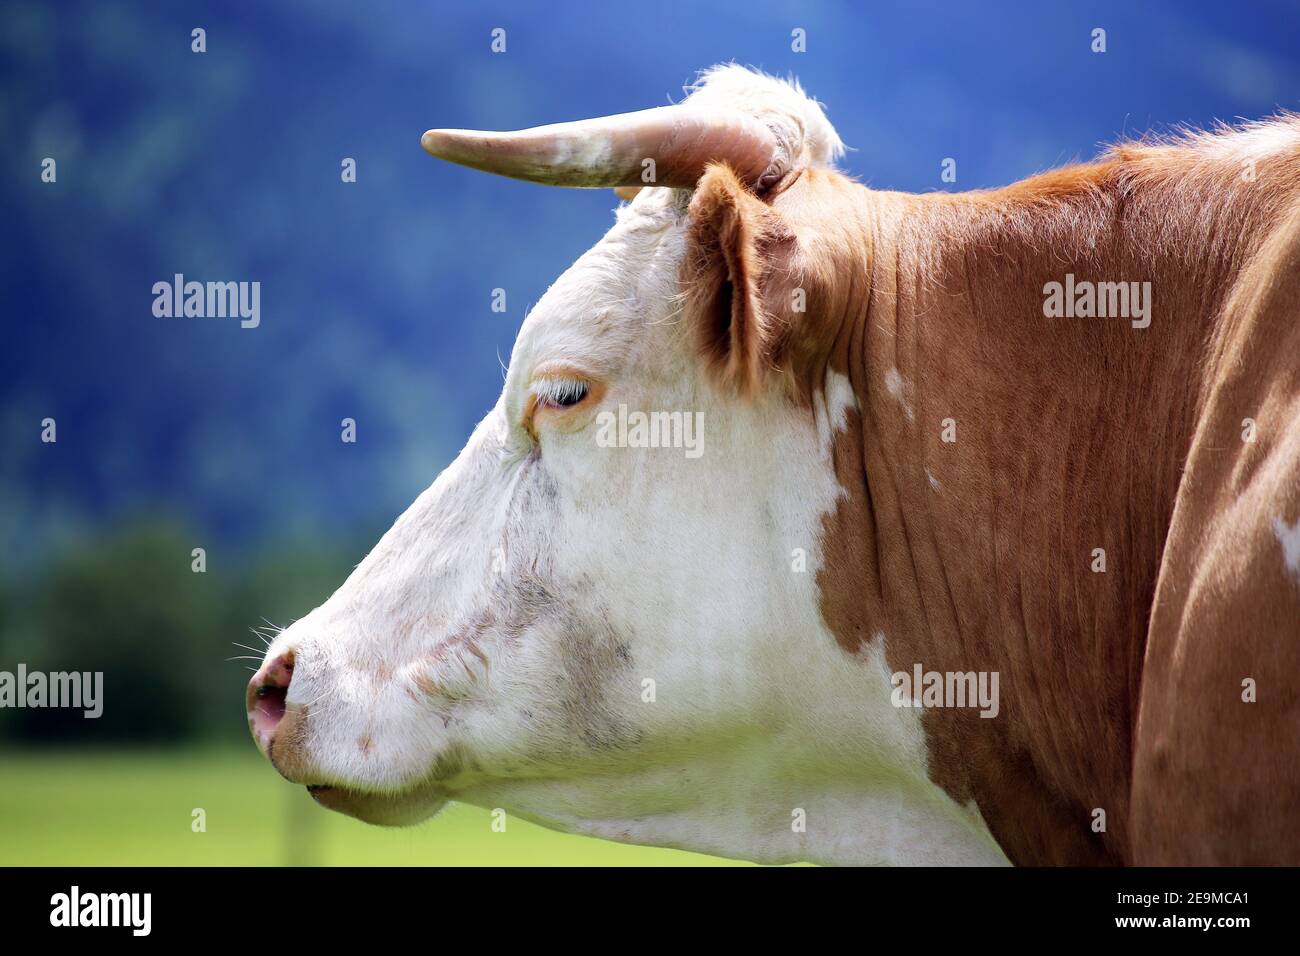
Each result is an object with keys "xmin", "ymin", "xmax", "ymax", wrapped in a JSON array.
[{"xmin": 421, "ymin": 105, "xmax": 779, "ymax": 189}]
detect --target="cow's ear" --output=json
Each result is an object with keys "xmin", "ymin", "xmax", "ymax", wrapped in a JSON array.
[{"xmin": 683, "ymin": 164, "xmax": 802, "ymax": 396}]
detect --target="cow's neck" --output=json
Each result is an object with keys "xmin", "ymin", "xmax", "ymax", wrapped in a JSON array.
[{"xmin": 810, "ymin": 152, "xmax": 1273, "ymax": 864}]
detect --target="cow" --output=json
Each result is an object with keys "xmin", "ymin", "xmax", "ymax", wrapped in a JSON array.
[{"xmin": 248, "ymin": 66, "xmax": 1300, "ymax": 866}]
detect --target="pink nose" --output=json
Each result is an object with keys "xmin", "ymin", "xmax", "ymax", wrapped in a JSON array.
[{"xmin": 247, "ymin": 650, "xmax": 294, "ymax": 753}]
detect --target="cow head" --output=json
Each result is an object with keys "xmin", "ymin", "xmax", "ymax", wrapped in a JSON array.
[{"xmin": 248, "ymin": 66, "xmax": 1005, "ymax": 865}]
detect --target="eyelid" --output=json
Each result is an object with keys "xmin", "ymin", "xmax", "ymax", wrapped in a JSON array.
[
  {"xmin": 522, "ymin": 366, "xmax": 604, "ymax": 436},
  {"xmin": 532, "ymin": 377, "xmax": 589, "ymax": 407}
]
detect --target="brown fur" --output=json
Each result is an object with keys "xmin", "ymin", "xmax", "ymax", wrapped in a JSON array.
[
  {"xmin": 684, "ymin": 120, "xmax": 1300, "ymax": 864},
  {"xmin": 267, "ymin": 702, "xmax": 312, "ymax": 782}
]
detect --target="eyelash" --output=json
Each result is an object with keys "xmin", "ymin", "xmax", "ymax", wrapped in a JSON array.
[{"xmin": 533, "ymin": 378, "xmax": 590, "ymax": 410}]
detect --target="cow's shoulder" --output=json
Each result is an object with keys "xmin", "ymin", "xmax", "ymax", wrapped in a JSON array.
[{"xmin": 1132, "ymin": 196, "xmax": 1300, "ymax": 864}]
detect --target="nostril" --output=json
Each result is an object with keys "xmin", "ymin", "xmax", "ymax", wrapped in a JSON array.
[
  {"xmin": 256, "ymin": 681, "xmax": 288, "ymax": 724},
  {"xmin": 247, "ymin": 649, "xmax": 295, "ymax": 752}
]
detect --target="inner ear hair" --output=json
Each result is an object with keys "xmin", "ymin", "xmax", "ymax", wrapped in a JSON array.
[{"xmin": 683, "ymin": 164, "xmax": 801, "ymax": 397}]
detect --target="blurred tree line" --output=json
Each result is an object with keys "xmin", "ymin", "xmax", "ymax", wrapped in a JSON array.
[{"xmin": 0, "ymin": 516, "xmax": 366, "ymax": 744}]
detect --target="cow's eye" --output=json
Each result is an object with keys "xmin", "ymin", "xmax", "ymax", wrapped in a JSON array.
[
  {"xmin": 534, "ymin": 378, "xmax": 590, "ymax": 410},
  {"xmin": 523, "ymin": 371, "xmax": 604, "ymax": 438}
]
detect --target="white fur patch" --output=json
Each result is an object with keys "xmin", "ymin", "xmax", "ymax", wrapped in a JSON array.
[
  {"xmin": 1274, "ymin": 515, "xmax": 1300, "ymax": 584},
  {"xmin": 884, "ymin": 367, "xmax": 915, "ymax": 422},
  {"xmin": 684, "ymin": 64, "xmax": 845, "ymax": 170}
]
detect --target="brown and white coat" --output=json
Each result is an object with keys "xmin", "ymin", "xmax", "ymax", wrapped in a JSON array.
[{"xmin": 249, "ymin": 67, "xmax": 1300, "ymax": 865}]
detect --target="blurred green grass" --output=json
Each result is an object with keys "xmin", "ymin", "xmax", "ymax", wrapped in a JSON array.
[{"xmin": 0, "ymin": 748, "xmax": 747, "ymax": 866}]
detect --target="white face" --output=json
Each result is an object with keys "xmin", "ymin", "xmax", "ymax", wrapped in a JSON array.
[
  {"xmin": 251, "ymin": 67, "xmax": 1009, "ymax": 864},
  {"xmin": 253, "ymin": 186, "xmax": 1004, "ymax": 865}
]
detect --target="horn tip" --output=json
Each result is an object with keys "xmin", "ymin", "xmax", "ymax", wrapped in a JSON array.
[{"xmin": 420, "ymin": 129, "xmax": 446, "ymax": 156}]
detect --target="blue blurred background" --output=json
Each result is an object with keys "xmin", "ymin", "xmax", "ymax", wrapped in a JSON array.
[{"xmin": 1, "ymin": 0, "xmax": 1297, "ymax": 862}]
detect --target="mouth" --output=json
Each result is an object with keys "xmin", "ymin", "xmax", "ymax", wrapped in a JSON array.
[{"xmin": 304, "ymin": 782, "xmax": 446, "ymax": 826}]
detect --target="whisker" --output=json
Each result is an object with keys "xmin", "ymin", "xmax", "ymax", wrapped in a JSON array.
[
  {"xmin": 249, "ymin": 620, "xmax": 285, "ymax": 647},
  {"xmin": 300, "ymin": 683, "xmax": 342, "ymax": 712},
  {"xmin": 302, "ymin": 686, "xmax": 335, "ymax": 708}
]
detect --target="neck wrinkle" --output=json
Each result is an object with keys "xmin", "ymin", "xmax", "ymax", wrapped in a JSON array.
[{"xmin": 814, "ymin": 149, "xmax": 1275, "ymax": 861}]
